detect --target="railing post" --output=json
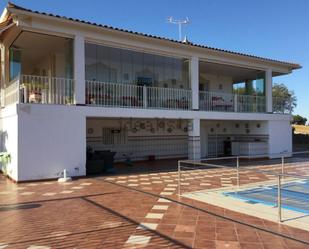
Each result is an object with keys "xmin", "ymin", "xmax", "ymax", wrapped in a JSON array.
[
  {"xmin": 23, "ymin": 82, "xmax": 28, "ymax": 104},
  {"xmin": 215, "ymin": 134, "xmax": 218, "ymax": 157},
  {"xmin": 178, "ymin": 161, "xmax": 181, "ymax": 196},
  {"xmin": 0, "ymin": 88, "xmax": 3, "ymax": 107},
  {"xmin": 281, "ymin": 156, "xmax": 284, "ymax": 175},
  {"xmin": 277, "ymin": 174, "xmax": 282, "ymax": 222},
  {"xmin": 48, "ymin": 77, "xmax": 52, "ymax": 104},
  {"xmin": 236, "ymin": 156, "xmax": 240, "ymax": 189},
  {"xmin": 234, "ymin": 94, "xmax": 238, "ymax": 112},
  {"xmin": 143, "ymin": 85, "xmax": 147, "ymax": 108},
  {"xmin": 2, "ymin": 85, "xmax": 5, "ymax": 107},
  {"xmin": 17, "ymin": 75, "xmax": 21, "ymax": 104}
]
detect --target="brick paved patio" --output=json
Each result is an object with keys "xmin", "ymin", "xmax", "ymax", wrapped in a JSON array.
[{"xmin": 0, "ymin": 159, "xmax": 308, "ymax": 248}]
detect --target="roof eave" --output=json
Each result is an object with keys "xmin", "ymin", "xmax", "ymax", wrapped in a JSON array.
[
  {"xmin": 5, "ymin": 2, "xmax": 302, "ymax": 71},
  {"xmin": 0, "ymin": 7, "xmax": 9, "ymax": 23}
]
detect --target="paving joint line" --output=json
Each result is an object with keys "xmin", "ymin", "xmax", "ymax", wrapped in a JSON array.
[
  {"xmin": 98, "ymin": 177, "xmax": 309, "ymax": 245},
  {"xmin": 82, "ymin": 196, "xmax": 191, "ymax": 249}
]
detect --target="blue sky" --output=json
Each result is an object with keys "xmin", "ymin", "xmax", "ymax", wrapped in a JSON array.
[{"xmin": 1, "ymin": 0, "xmax": 308, "ymax": 117}]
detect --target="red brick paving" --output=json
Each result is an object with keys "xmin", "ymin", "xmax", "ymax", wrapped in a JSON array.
[{"xmin": 0, "ymin": 165, "xmax": 308, "ymax": 249}]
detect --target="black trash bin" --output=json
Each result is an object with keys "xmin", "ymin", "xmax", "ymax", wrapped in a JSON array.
[
  {"xmin": 86, "ymin": 152, "xmax": 105, "ymax": 175},
  {"xmin": 95, "ymin": 150, "xmax": 116, "ymax": 173},
  {"xmin": 224, "ymin": 140, "xmax": 232, "ymax": 156}
]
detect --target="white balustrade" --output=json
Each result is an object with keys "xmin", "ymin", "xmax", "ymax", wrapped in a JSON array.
[
  {"xmin": 147, "ymin": 86, "xmax": 192, "ymax": 110},
  {"xmin": 1, "ymin": 77, "xmax": 20, "ymax": 106},
  {"xmin": 1, "ymin": 75, "xmax": 75, "ymax": 106},
  {"xmin": 86, "ymin": 81, "xmax": 192, "ymax": 110},
  {"xmin": 20, "ymin": 75, "xmax": 74, "ymax": 105},
  {"xmin": 0, "ymin": 76, "xmax": 292, "ymax": 114},
  {"xmin": 199, "ymin": 91, "xmax": 235, "ymax": 112},
  {"xmin": 86, "ymin": 81, "xmax": 144, "ymax": 108},
  {"xmin": 199, "ymin": 91, "xmax": 267, "ymax": 113},
  {"xmin": 272, "ymin": 96, "xmax": 292, "ymax": 114}
]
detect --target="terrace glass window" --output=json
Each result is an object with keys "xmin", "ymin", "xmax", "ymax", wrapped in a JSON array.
[
  {"xmin": 9, "ymin": 47, "xmax": 21, "ymax": 81},
  {"xmin": 9, "ymin": 31, "xmax": 73, "ymax": 80},
  {"xmin": 233, "ymin": 72, "xmax": 265, "ymax": 96},
  {"xmin": 85, "ymin": 43, "xmax": 189, "ymax": 89}
]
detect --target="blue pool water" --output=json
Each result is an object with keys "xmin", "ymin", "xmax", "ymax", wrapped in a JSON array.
[{"xmin": 224, "ymin": 180, "xmax": 309, "ymax": 214}]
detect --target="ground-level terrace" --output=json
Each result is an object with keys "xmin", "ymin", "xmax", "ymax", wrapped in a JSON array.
[{"xmin": 0, "ymin": 156, "xmax": 308, "ymax": 249}]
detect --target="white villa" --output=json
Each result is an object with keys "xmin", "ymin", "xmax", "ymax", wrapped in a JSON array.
[{"xmin": 0, "ymin": 3, "xmax": 301, "ymax": 182}]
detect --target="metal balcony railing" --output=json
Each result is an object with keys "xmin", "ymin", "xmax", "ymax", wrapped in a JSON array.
[
  {"xmin": 0, "ymin": 75, "xmax": 75, "ymax": 106},
  {"xmin": 199, "ymin": 91, "xmax": 267, "ymax": 113},
  {"xmin": 0, "ymin": 77, "xmax": 292, "ymax": 115},
  {"xmin": 85, "ymin": 80, "xmax": 192, "ymax": 110},
  {"xmin": 273, "ymin": 96, "xmax": 293, "ymax": 114}
]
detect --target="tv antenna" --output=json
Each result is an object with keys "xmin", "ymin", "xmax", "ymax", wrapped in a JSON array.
[{"xmin": 167, "ymin": 17, "xmax": 190, "ymax": 41}]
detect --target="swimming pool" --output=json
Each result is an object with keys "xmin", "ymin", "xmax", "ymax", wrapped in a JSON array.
[{"xmin": 224, "ymin": 180, "xmax": 309, "ymax": 214}]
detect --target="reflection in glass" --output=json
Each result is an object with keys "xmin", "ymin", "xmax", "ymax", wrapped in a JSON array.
[
  {"xmin": 233, "ymin": 72, "xmax": 265, "ymax": 96},
  {"xmin": 9, "ymin": 48, "xmax": 21, "ymax": 81},
  {"xmin": 85, "ymin": 43, "xmax": 189, "ymax": 89},
  {"xmin": 9, "ymin": 32, "xmax": 74, "ymax": 80}
]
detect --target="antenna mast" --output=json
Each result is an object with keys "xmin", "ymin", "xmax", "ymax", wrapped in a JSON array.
[{"xmin": 167, "ymin": 17, "xmax": 190, "ymax": 41}]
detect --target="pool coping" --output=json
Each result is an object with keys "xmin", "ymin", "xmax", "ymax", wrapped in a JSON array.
[
  {"xmin": 182, "ymin": 178, "xmax": 309, "ymax": 232},
  {"xmin": 224, "ymin": 180, "xmax": 309, "ymax": 214}
]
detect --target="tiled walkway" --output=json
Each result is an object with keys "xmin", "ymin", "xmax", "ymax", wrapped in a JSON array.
[{"xmin": 0, "ymin": 160, "xmax": 308, "ymax": 248}]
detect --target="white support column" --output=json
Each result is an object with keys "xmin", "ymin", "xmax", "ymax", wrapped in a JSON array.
[
  {"xmin": 266, "ymin": 68, "xmax": 273, "ymax": 113},
  {"xmin": 74, "ymin": 34, "xmax": 85, "ymax": 105},
  {"xmin": 0, "ymin": 45, "xmax": 6, "ymax": 107},
  {"xmin": 268, "ymin": 120, "xmax": 292, "ymax": 158},
  {"xmin": 188, "ymin": 118, "xmax": 201, "ymax": 160},
  {"xmin": 0, "ymin": 45, "xmax": 6, "ymax": 86},
  {"xmin": 190, "ymin": 56, "xmax": 199, "ymax": 110},
  {"xmin": 143, "ymin": 85, "xmax": 147, "ymax": 108}
]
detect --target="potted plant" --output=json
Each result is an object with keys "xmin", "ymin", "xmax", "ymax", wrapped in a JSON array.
[
  {"xmin": 0, "ymin": 152, "xmax": 11, "ymax": 175},
  {"xmin": 21, "ymin": 82, "xmax": 48, "ymax": 103},
  {"xmin": 65, "ymin": 96, "xmax": 74, "ymax": 105}
]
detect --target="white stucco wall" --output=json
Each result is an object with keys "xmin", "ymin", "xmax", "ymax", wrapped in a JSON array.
[
  {"xmin": 200, "ymin": 120, "xmax": 269, "ymax": 158},
  {"xmin": 86, "ymin": 118, "xmax": 189, "ymax": 161},
  {"xmin": 0, "ymin": 105, "xmax": 18, "ymax": 180},
  {"xmin": 268, "ymin": 120, "xmax": 292, "ymax": 158},
  {"xmin": 87, "ymin": 118, "xmax": 188, "ymax": 137},
  {"xmin": 17, "ymin": 104, "xmax": 86, "ymax": 181},
  {"xmin": 0, "ymin": 101, "xmax": 293, "ymax": 181},
  {"xmin": 201, "ymin": 120, "xmax": 268, "ymax": 136}
]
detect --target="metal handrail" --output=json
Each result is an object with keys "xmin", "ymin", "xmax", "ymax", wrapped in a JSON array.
[
  {"xmin": 85, "ymin": 80, "xmax": 192, "ymax": 110},
  {"xmin": 180, "ymin": 150, "xmax": 309, "ymax": 163},
  {"xmin": 178, "ymin": 162, "xmax": 309, "ymax": 179},
  {"xmin": 199, "ymin": 90, "xmax": 266, "ymax": 113},
  {"xmin": 1, "ymin": 74, "xmax": 75, "ymax": 106},
  {"xmin": 178, "ymin": 150, "xmax": 309, "ymax": 223},
  {"xmin": 179, "ymin": 151, "xmax": 309, "ymax": 179},
  {"xmin": 199, "ymin": 90, "xmax": 291, "ymax": 114}
]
